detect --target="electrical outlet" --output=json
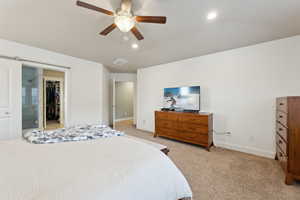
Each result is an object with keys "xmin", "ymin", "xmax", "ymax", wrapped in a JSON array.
[{"xmin": 213, "ymin": 131, "xmax": 231, "ymax": 136}]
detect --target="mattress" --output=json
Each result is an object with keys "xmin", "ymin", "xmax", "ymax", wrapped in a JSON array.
[{"xmin": 0, "ymin": 136, "xmax": 192, "ymax": 200}]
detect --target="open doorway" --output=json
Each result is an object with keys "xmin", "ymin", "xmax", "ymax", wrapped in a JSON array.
[
  {"xmin": 44, "ymin": 79, "xmax": 64, "ymax": 130},
  {"xmin": 43, "ymin": 70, "xmax": 65, "ymax": 130},
  {"xmin": 112, "ymin": 81, "xmax": 135, "ymax": 129}
]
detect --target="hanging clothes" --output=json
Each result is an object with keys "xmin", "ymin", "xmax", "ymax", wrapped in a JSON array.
[{"xmin": 46, "ymin": 81, "xmax": 60, "ymax": 121}]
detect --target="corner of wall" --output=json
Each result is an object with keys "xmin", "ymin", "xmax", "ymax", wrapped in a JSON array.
[{"xmin": 101, "ymin": 66, "xmax": 111, "ymax": 126}]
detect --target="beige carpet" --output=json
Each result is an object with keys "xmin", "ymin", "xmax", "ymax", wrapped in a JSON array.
[{"xmin": 115, "ymin": 122, "xmax": 300, "ymax": 200}]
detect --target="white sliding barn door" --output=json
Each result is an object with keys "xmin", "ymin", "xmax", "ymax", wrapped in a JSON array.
[{"xmin": 0, "ymin": 59, "xmax": 21, "ymax": 140}]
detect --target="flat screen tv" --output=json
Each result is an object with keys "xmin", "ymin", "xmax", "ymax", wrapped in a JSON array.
[{"xmin": 163, "ymin": 86, "xmax": 200, "ymax": 111}]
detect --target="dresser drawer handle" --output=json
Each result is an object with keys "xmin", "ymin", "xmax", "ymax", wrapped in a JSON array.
[
  {"xmin": 279, "ymin": 128, "xmax": 283, "ymax": 131},
  {"xmin": 279, "ymin": 103, "xmax": 284, "ymax": 106},
  {"xmin": 279, "ymin": 115, "xmax": 283, "ymax": 118}
]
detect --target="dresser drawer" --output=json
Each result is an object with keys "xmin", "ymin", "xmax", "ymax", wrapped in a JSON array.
[
  {"xmin": 156, "ymin": 127, "xmax": 177, "ymax": 137},
  {"xmin": 276, "ymin": 133, "xmax": 287, "ymax": 155},
  {"xmin": 276, "ymin": 97, "xmax": 288, "ymax": 113},
  {"xmin": 156, "ymin": 112, "xmax": 178, "ymax": 121},
  {"xmin": 178, "ymin": 115, "xmax": 208, "ymax": 126},
  {"xmin": 177, "ymin": 123, "xmax": 208, "ymax": 135},
  {"xmin": 277, "ymin": 146, "xmax": 287, "ymax": 171},
  {"xmin": 179, "ymin": 131, "xmax": 209, "ymax": 144},
  {"xmin": 156, "ymin": 119, "xmax": 175, "ymax": 129},
  {"xmin": 276, "ymin": 122, "xmax": 287, "ymax": 142},
  {"xmin": 277, "ymin": 111, "xmax": 288, "ymax": 128}
]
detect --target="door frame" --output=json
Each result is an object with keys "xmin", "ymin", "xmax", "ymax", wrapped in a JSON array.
[
  {"xmin": 111, "ymin": 80, "xmax": 135, "ymax": 128},
  {"xmin": 43, "ymin": 77, "xmax": 65, "ymax": 129}
]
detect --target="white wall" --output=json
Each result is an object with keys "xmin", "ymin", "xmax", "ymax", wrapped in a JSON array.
[
  {"xmin": 0, "ymin": 38, "xmax": 105, "ymax": 132},
  {"xmin": 137, "ymin": 35, "xmax": 300, "ymax": 158}
]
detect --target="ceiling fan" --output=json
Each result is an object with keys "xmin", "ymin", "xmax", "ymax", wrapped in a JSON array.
[{"xmin": 76, "ymin": 0, "xmax": 167, "ymax": 41}]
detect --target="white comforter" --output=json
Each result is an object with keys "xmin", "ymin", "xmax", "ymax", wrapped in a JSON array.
[{"xmin": 0, "ymin": 137, "xmax": 192, "ymax": 200}]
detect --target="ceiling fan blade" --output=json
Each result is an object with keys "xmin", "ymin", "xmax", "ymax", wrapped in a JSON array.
[
  {"xmin": 135, "ymin": 16, "xmax": 167, "ymax": 24},
  {"xmin": 77, "ymin": 1, "xmax": 114, "ymax": 16},
  {"xmin": 131, "ymin": 27, "xmax": 144, "ymax": 40},
  {"xmin": 100, "ymin": 24, "xmax": 117, "ymax": 36}
]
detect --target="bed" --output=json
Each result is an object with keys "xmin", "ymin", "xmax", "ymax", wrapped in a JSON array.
[{"xmin": 0, "ymin": 126, "xmax": 192, "ymax": 200}]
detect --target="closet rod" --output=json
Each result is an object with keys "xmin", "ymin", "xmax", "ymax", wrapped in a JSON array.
[{"xmin": 0, "ymin": 54, "xmax": 71, "ymax": 70}]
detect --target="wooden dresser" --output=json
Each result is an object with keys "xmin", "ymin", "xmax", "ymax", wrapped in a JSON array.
[
  {"xmin": 276, "ymin": 97, "xmax": 300, "ymax": 185},
  {"xmin": 154, "ymin": 111, "xmax": 213, "ymax": 150}
]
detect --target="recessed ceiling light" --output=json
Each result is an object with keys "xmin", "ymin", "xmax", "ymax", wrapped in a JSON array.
[
  {"xmin": 207, "ymin": 11, "xmax": 218, "ymax": 20},
  {"xmin": 131, "ymin": 43, "xmax": 139, "ymax": 49}
]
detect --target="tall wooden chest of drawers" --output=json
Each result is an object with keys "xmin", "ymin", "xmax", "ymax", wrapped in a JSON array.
[
  {"xmin": 154, "ymin": 111, "xmax": 213, "ymax": 151},
  {"xmin": 276, "ymin": 97, "xmax": 300, "ymax": 185}
]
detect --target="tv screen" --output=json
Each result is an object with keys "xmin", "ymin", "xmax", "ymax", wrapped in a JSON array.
[{"xmin": 163, "ymin": 86, "xmax": 200, "ymax": 111}]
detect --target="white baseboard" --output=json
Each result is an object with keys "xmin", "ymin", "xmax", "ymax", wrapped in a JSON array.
[
  {"xmin": 115, "ymin": 117, "xmax": 133, "ymax": 122},
  {"xmin": 136, "ymin": 126, "xmax": 275, "ymax": 159},
  {"xmin": 215, "ymin": 142, "xmax": 275, "ymax": 159}
]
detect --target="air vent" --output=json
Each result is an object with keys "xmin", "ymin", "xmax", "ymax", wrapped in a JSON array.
[{"xmin": 113, "ymin": 58, "xmax": 128, "ymax": 66}]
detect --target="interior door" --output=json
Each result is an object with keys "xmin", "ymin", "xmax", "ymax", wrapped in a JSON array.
[
  {"xmin": 22, "ymin": 66, "xmax": 40, "ymax": 130},
  {"xmin": 0, "ymin": 59, "xmax": 22, "ymax": 140}
]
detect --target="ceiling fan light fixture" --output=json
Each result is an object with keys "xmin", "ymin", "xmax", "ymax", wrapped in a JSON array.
[
  {"xmin": 76, "ymin": 0, "xmax": 167, "ymax": 40},
  {"xmin": 114, "ymin": 12, "xmax": 135, "ymax": 32}
]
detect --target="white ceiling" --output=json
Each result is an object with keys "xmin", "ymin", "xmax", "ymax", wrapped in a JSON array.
[{"xmin": 0, "ymin": 0, "xmax": 300, "ymax": 72}]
